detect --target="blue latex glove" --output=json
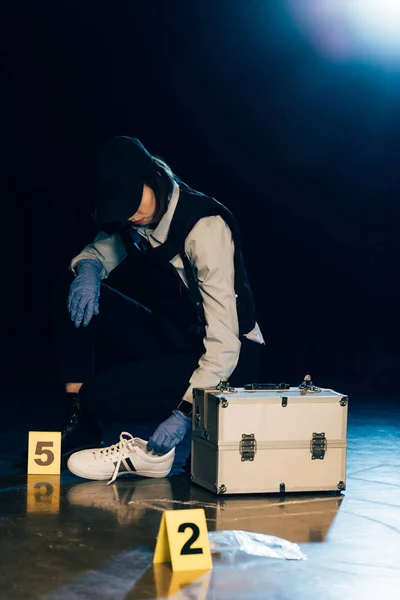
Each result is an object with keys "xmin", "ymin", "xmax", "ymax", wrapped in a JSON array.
[
  {"xmin": 68, "ymin": 259, "xmax": 102, "ymax": 328},
  {"xmin": 147, "ymin": 410, "xmax": 192, "ymax": 454}
]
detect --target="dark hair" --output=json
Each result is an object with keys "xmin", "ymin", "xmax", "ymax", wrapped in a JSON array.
[{"xmin": 145, "ymin": 156, "xmax": 175, "ymax": 225}]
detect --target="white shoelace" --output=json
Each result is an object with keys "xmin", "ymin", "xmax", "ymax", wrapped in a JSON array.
[{"xmin": 95, "ymin": 432, "xmax": 139, "ymax": 485}]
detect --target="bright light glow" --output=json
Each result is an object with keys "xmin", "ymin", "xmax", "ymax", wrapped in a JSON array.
[
  {"xmin": 345, "ymin": 0, "xmax": 400, "ymax": 54},
  {"xmin": 289, "ymin": 0, "xmax": 400, "ymax": 63}
]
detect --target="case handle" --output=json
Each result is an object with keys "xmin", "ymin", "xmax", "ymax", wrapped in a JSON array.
[{"xmin": 244, "ymin": 383, "xmax": 290, "ymax": 391}]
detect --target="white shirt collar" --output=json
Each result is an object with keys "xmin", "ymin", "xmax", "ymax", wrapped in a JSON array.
[{"xmin": 134, "ymin": 180, "xmax": 180, "ymax": 244}]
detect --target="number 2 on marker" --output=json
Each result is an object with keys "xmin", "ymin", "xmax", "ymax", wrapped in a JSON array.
[
  {"xmin": 153, "ymin": 508, "xmax": 212, "ymax": 571},
  {"xmin": 179, "ymin": 523, "xmax": 203, "ymax": 555}
]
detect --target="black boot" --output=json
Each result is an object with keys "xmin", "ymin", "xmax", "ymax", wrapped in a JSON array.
[{"xmin": 61, "ymin": 393, "xmax": 104, "ymax": 460}]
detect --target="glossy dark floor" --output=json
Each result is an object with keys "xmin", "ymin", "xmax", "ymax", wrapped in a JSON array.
[{"xmin": 0, "ymin": 391, "xmax": 399, "ymax": 600}]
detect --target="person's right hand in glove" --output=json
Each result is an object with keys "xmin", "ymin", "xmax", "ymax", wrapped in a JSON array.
[
  {"xmin": 147, "ymin": 410, "xmax": 192, "ymax": 455},
  {"xmin": 68, "ymin": 259, "xmax": 102, "ymax": 328}
]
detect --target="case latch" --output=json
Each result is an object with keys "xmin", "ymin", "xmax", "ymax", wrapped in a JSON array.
[
  {"xmin": 310, "ymin": 432, "xmax": 327, "ymax": 460},
  {"xmin": 216, "ymin": 376, "xmax": 236, "ymax": 393},
  {"xmin": 240, "ymin": 434, "xmax": 257, "ymax": 461},
  {"xmin": 299, "ymin": 374, "xmax": 321, "ymax": 394}
]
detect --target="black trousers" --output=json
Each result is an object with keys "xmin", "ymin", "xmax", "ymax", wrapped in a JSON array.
[{"xmin": 53, "ymin": 272, "xmax": 261, "ymax": 422}]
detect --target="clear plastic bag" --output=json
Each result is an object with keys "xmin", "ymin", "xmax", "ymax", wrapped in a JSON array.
[{"xmin": 208, "ymin": 530, "xmax": 307, "ymax": 561}]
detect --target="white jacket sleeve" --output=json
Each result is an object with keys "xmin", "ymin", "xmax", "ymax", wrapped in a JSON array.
[
  {"xmin": 69, "ymin": 231, "xmax": 128, "ymax": 279},
  {"xmin": 182, "ymin": 216, "xmax": 241, "ymax": 402}
]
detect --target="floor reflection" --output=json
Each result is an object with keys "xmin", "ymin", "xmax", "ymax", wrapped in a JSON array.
[{"xmin": 0, "ymin": 403, "xmax": 399, "ymax": 599}]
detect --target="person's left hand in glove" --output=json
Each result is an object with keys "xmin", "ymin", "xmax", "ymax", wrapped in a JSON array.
[{"xmin": 147, "ymin": 409, "xmax": 192, "ymax": 454}]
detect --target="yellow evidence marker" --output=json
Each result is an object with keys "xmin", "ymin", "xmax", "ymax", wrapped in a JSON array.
[
  {"xmin": 26, "ymin": 475, "xmax": 61, "ymax": 514},
  {"xmin": 153, "ymin": 563, "xmax": 212, "ymax": 599},
  {"xmin": 27, "ymin": 431, "xmax": 62, "ymax": 475},
  {"xmin": 153, "ymin": 508, "xmax": 213, "ymax": 572}
]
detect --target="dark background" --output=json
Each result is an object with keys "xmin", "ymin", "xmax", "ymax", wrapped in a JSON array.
[{"xmin": 1, "ymin": 0, "xmax": 399, "ymax": 396}]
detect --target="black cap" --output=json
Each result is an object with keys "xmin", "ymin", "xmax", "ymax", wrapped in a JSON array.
[{"xmin": 93, "ymin": 136, "xmax": 154, "ymax": 228}]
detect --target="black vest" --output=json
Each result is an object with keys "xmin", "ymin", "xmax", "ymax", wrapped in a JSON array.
[{"xmin": 116, "ymin": 186, "xmax": 256, "ymax": 340}]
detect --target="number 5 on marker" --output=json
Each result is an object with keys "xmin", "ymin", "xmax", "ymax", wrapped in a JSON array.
[{"xmin": 27, "ymin": 432, "xmax": 61, "ymax": 475}]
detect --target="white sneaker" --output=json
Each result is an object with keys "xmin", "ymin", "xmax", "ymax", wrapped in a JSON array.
[{"xmin": 67, "ymin": 432, "xmax": 175, "ymax": 484}]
